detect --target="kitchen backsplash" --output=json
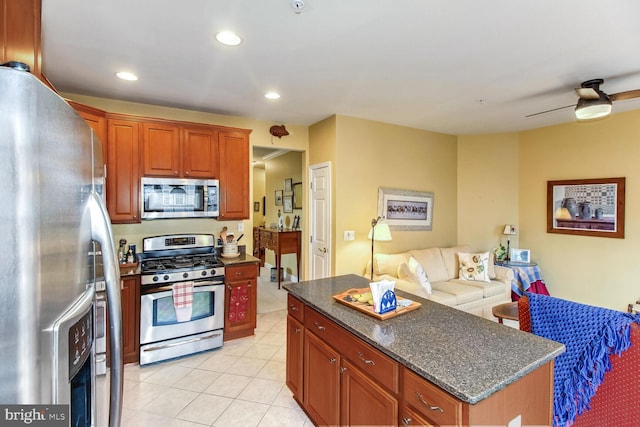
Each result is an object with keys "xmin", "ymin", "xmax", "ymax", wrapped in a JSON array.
[{"xmin": 112, "ymin": 218, "xmax": 249, "ymax": 252}]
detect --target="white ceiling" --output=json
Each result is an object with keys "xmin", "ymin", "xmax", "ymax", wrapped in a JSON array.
[{"xmin": 41, "ymin": 0, "xmax": 640, "ymax": 135}]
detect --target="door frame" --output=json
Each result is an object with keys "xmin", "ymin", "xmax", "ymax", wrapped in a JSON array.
[{"xmin": 308, "ymin": 161, "xmax": 332, "ymax": 279}]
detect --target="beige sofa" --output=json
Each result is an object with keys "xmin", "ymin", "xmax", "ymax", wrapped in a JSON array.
[{"xmin": 366, "ymin": 245, "xmax": 513, "ymax": 321}]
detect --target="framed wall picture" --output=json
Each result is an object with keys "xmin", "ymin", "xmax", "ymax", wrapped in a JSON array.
[
  {"xmin": 275, "ymin": 190, "xmax": 283, "ymax": 206},
  {"xmin": 293, "ymin": 182, "xmax": 303, "ymax": 209},
  {"xmin": 509, "ymin": 249, "xmax": 530, "ymax": 264},
  {"xmin": 283, "ymin": 195, "xmax": 293, "ymax": 213},
  {"xmin": 284, "ymin": 178, "xmax": 293, "ymax": 192},
  {"xmin": 377, "ymin": 187, "xmax": 434, "ymax": 230},
  {"xmin": 547, "ymin": 177, "xmax": 625, "ymax": 238}
]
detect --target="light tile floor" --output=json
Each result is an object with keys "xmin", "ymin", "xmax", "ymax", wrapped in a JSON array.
[{"xmin": 98, "ymin": 274, "xmax": 311, "ymax": 426}]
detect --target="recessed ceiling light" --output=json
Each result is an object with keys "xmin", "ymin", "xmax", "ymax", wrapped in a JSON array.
[
  {"xmin": 116, "ymin": 71, "xmax": 138, "ymax": 81},
  {"xmin": 216, "ymin": 31, "xmax": 242, "ymax": 46},
  {"xmin": 265, "ymin": 92, "xmax": 281, "ymax": 100}
]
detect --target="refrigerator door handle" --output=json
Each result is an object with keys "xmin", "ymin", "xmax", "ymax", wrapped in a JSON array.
[{"xmin": 89, "ymin": 191, "xmax": 123, "ymax": 427}]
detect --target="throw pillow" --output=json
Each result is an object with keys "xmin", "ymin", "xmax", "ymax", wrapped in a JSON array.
[
  {"xmin": 408, "ymin": 256, "xmax": 432, "ymax": 294},
  {"xmin": 458, "ymin": 252, "xmax": 491, "ymax": 282}
]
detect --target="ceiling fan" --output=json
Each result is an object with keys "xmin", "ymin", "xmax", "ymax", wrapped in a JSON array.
[{"xmin": 527, "ymin": 79, "xmax": 640, "ymax": 120}]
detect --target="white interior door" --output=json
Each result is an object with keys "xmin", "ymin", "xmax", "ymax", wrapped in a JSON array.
[{"xmin": 309, "ymin": 162, "xmax": 331, "ymax": 279}]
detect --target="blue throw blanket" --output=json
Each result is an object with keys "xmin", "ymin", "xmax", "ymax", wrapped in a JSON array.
[{"xmin": 527, "ymin": 292, "xmax": 640, "ymax": 426}]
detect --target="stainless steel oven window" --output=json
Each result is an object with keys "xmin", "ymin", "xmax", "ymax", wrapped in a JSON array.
[
  {"xmin": 139, "ymin": 283, "xmax": 224, "ymax": 345},
  {"xmin": 153, "ymin": 289, "xmax": 214, "ymax": 325}
]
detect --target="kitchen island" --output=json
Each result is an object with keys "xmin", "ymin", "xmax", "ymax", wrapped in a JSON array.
[{"xmin": 284, "ymin": 274, "xmax": 565, "ymax": 426}]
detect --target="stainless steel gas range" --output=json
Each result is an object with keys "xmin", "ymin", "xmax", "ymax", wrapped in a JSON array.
[{"xmin": 139, "ymin": 234, "xmax": 225, "ymax": 365}]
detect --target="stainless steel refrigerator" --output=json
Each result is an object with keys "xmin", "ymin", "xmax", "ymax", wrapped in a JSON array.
[{"xmin": 0, "ymin": 64, "xmax": 123, "ymax": 426}]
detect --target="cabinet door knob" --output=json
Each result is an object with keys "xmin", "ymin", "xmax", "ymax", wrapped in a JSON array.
[
  {"xmin": 289, "ymin": 305, "xmax": 298, "ymax": 311},
  {"xmin": 294, "ymin": 327, "xmax": 301, "ymax": 333},
  {"xmin": 328, "ymin": 358, "xmax": 336, "ymax": 364},
  {"xmin": 401, "ymin": 417, "xmax": 412, "ymax": 425}
]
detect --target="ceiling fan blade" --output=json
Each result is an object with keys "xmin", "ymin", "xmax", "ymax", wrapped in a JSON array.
[
  {"xmin": 525, "ymin": 104, "xmax": 575, "ymax": 118},
  {"xmin": 575, "ymin": 87, "xmax": 600, "ymax": 99},
  {"xmin": 610, "ymin": 89, "xmax": 640, "ymax": 101}
]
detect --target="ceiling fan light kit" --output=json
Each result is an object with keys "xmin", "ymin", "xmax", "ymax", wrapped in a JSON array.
[
  {"xmin": 529, "ymin": 77, "xmax": 640, "ymax": 121},
  {"xmin": 575, "ymin": 96, "xmax": 612, "ymax": 120}
]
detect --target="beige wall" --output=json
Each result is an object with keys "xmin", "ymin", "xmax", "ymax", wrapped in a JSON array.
[
  {"xmin": 332, "ymin": 116, "xmax": 458, "ymax": 276},
  {"xmin": 457, "ymin": 133, "xmax": 520, "ymax": 252},
  {"xmin": 252, "ymin": 167, "xmax": 265, "ymax": 228},
  {"xmin": 262, "ymin": 151, "xmax": 304, "ymax": 279},
  {"xmin": 518, "ymin": 109, "xmax": 640, "ymax": 311},
  {"xmin": 308, "ymin": 116, "xmax": 337, "ymax": 274}
]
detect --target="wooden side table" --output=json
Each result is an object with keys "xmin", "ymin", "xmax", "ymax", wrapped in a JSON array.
[
  {"xmin": 492, "ymin": 302, "xmax": 519, "ymax": 324},
  {"xmin": 257, "ymin": 227, "xmax": 301, "ymax": 289}
]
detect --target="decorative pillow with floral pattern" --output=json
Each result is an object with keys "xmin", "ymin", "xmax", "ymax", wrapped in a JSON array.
[{"xmin": 458, "ymin": 252, "xmax": 491, "ymax": 282}]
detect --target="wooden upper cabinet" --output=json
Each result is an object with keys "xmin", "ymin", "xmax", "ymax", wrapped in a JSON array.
[
  {"xmin": 69, "ymin": 101, "xmax": 108, "ymax": 165},
  {"xmin": 1, "ymin": 0, "xmax": 42, "ymax": 79},
  {"xmin": 219, "ymin": 129, "xmax": 251, "ymax": 220},
  {"xmin": 142, "ymin": 122, "xmax": 180, "ymax": 177},
  {"xmin": 107, "ymin": 118, "xmax": 140, "ymax": 223},
  {"xmin": 142, "ymin": 122, "xmax": 221, "ymax": 178},
  {"xmin": 182, "ymin": 126, "xmax": 219, "ymax": 178}
]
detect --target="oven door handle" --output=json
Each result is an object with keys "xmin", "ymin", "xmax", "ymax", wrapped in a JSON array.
[{"xmin": 142, "ymin": 281, "xmax": 223, "ymax": 295}]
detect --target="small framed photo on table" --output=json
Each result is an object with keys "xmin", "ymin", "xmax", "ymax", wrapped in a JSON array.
[{"xmin": 510, "ymin": 249, "xmax": 530, "ymax": 264}]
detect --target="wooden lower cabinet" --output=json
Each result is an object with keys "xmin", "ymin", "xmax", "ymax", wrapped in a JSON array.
[
  {"xmin": 107, "ymin": 274, "xmax": 140, "ymax": 365},
  {"xmin": 287, "ymin": 295, "xmax": 554, "ymax": 426},
  {"xmin": 120, "ymin": 275, "xmax": 141, "ymax": 364},
  {"xmin": 223, "ymin": 263, "xmax": 258, "ymax": 340},
  {"xmin": 286, "ymin": 315, "xmax": 304, "ymax": 402},
  {"xmin": 304, "ymin": 330, "xmax": 341, "ymax": 426},
  {"xmin": 341, "ymin": 358, "xmax": 398, "ymax": 426}
]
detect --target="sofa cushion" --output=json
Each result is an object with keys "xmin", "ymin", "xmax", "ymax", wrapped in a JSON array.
[
  {"xmin": 449, "ymin": 278, "xmax": 505, "ymax": 298},
  {"xmin": 409, "ymin": 248, "xmax": 448, "ymax": 283},
  {"xmin": 458, "ymin": 252, "xmax": 491, "ymax": 282},
  {"xmin": 439, "ymin": 245, "xmax": 471, "ymax": 280},
  {"xmin": 398, "ymin": 257, "xmax": 432, "ymax": 294},
  {"xmin": 430, "ymin": 281, "xmax": 484, "ymax": 305},
  {"xmin": 373, "ymin": 252, "xmax": 410, "ymax": 277}
]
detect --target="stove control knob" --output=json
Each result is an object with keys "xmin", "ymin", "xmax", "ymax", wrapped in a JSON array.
[
  {"xmin": 201, "ymin": 271, "xmax": 207, "ymax": 277},
  {"xmin": 163, "ymin": 275, "xmax": 170, "ymax": 281},
  {"xmin": 183, "ymin": 273, "xmax": 189, "ymax": 279},
  {"xmin": 211, "ymin": 270, "xmax": 216, "ymax": 276},
  {"xmin": 153, "ymin": 276, "xmax": 159, "ymax": 282}
]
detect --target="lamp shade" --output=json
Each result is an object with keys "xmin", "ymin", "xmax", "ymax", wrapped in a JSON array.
[
  {"xmin": 368, "ymin": 221, "xmax": 392, "ymax": 241},
  {"xmin": 503, "ymin": 224, "xmax": 516, "ymax": 235}
]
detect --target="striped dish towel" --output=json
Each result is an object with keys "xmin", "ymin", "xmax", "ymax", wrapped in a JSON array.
[{"xmin": 173, "ymin": 281, "xmax": 194, "ymax": 322}]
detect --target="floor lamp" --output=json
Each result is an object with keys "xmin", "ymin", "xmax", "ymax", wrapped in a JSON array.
[
  {"xmin": 368, "ymin": 217, "xmax": 392, "ymax": 280},
  {"xmin": 503, "ymin": 224, "xmax": 516, "ymax": 261}
]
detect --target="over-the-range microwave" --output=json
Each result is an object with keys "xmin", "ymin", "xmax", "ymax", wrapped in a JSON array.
[{"xmin": 141, "ymin": 177, "xmax": 219, "ymax": 219}]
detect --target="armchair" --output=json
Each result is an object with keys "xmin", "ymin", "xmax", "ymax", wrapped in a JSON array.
[{"xmin": 518, "ymin": 293, "xmax": 640, "ymax": 426}]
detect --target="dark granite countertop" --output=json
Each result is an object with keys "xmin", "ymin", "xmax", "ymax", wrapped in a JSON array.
[
  {"xmin": 284, "ymin": 274, "xmax": 565, "ymax": 404},
  {"xmin": 219, "ymin": 253, "xmax": 260, "ymax": 266}
]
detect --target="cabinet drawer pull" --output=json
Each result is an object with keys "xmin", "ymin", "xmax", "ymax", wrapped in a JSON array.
[
  {"xmin": 329, "ymin": 358, "xmax": 336, "ymax": 364},
  {"xmin": 415, "ymin": 392, "xmax": 444, "ymax": 413},
  {"xmin": 289, "ymin": 304, "xmax": 298, "ymax": 311},
  {"xmin": 294, "ymin": 327, "xmax": 301, "ymax": 333},
  {"xmin": 401, "ymin": 417, "xmax": 412, "ymax": 425},
  {"xmin": 357, "ymin": 352, "xmax": 375, "ymax": 365},
  {"xmin": 313, "ymin": 321, "xmax": 326, "ymax": 331}
]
